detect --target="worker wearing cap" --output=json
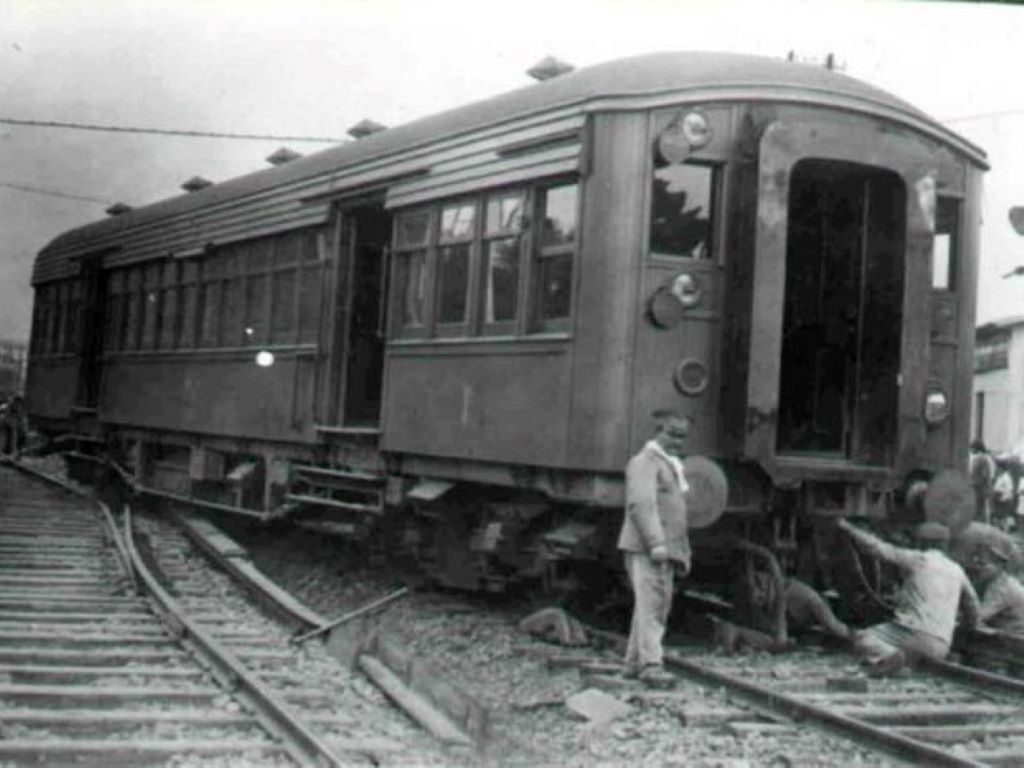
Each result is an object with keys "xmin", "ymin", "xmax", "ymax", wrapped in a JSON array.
[
  {"xmin": 971, "ymin": 543, "xmax": 1024, "ymax": 636},
  {"xmin": 837, "ymin": 519, "xmax": 981, "ymax": 675}
]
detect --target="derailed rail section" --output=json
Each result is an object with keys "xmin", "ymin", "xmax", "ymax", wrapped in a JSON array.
[
  {"xmin": 2, "ymin": 460, "xmax": 350, "ymax": 765},
  {"xmin": 20, "ymin": 454, "xmax": 488, "ymax": 749}
]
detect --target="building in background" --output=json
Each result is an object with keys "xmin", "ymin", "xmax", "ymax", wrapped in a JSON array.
[
  {"xmin": 973, "ymin": 316, "xmax": 1024, "ymax": 454},
  {"xmin": 0, "ymin": 339, "xmax": 27, "ymax": 396}
]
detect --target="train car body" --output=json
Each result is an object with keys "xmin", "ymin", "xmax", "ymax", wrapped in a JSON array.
[{"xmin": 26, "ymin": 52, "xmax": 986, "ymax": 591}]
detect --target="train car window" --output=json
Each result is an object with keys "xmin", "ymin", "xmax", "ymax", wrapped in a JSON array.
[
  {"xmin": 649, "ymin": 162, "xmax": 716, "ymax": 259},
  {"xmin": 437, "ymin": 244, "xmax": 471, "ymax": 324},
  {"xmin": 393, "ymin": 250, "xmax": 428, "ymax": 331},
  {"xmin": 933, "ymin": 196, "xmax": 960, "ymax": 291},
  {"xmin": 270, "ymin": 269, "xmax": 297, "ymax": 343},
  {"xmin": 62, "ymin": 281, "xmax": 81, "ymax": 354},
  {"xmin": 141, "ymin": 264, "xmax": 162, "ymax": 350},
  {"xmin": 111, "ymin": 274, "xmax": 126, "ymax": 352},
  {"xmin": 436, "ymin": 202, "xmax": 476, "ymax": 327},
  {"xmin": 102, "ymin": 272, "xmax": 122, "ymax": 353},
  {"xmin": 49, "ymin": 283, "xmax": 65, "ymax": 355},
  {"xmin": 41, "ymin": 288, "xmax": 55, "ymax": 358},
  {"xmin": 482, "ymin": 191, "xmax": 524, "ymax": 330},
  {"xmin": 197, "ymin": 258, "xmax": 221, "ymax": 348},
  {"xmin": 54, "ymin": 283, "xmax": 68, "ymax": 354},
  {"xmin": 397, "ymin": 210, "xmax": 430, "ymax": 248},
  {"xmin": 178, "ymin": 261, "xmax": 198, "ymax": 348},
  {"xmin": 44, "ymin": 285, "xmax": 58, "ymax": 355},
  {"xmin": 440, "ymin": 203, "xmax": 475, "ymax": 240},
  {"xmin": 123, "ymin": 269, "xmax": 142, "ymax": 351},
  {"xmin": 533, "ymin": 182, "xmax": 577, "ymax": 328},
  {"xmin": 159, "ymin": 261, "xmax": 178, "ymax": 350},
  {"xmin": 392, "ymin": 210, "xmax": 431, "ymax": 337},
  {"xmin": 297, "ymin": 233, "xmax": 322, "ymax": 343},
  {"xmin": 243, "ymin": 273, "xmax": 266, "ymax": 345}
]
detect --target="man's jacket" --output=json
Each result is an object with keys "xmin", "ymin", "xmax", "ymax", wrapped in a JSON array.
[{"xmin": 618, "ymin": 440, "xmax": 690, "ymax": 568}]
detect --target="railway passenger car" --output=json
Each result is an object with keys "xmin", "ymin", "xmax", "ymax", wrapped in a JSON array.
[{"xmin": 26, "ymin": 52, "xmax": 987, "ymax": 594}]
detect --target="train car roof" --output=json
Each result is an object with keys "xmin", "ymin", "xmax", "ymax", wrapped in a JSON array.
[{"xmin": 40, "ymin": 50, "xmax": 986, "ymax": 259}]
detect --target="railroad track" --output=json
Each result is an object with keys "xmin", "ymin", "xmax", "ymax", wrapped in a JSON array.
[
  {"xmin": 659, "ymin": 643, "xmax": 1024, "ymax": 767},
  {"xmin": 158, "ymin": 504, "xmax": 1024, "ymax": 767},
  {"xmin": 0, "ymin": 461, "xmax": 450, "ymax": 766},
  {"xmin": 0, "ymin": 462, "xmax": 298, "ymax": 765},
  {"xmin": 13, "ymin": 454, "xmax": 1024, "ymax": 767}
]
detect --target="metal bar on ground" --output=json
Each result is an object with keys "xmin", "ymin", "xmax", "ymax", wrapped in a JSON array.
[{"xmin": 293, "ymin": 587, "xmax": 410, "ymax": 644}]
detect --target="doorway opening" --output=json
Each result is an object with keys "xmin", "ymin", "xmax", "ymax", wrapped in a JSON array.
[
  {"xmin": 776, "ymin": 159, "xmax": 906, "ymax": 464},
  {"xmin": 341, "ymin": 205, "xmax": 390, "ymax": 427}
]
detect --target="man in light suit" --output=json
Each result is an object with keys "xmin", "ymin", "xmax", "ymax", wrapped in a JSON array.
[{"xmin": 618, "ymin": 410, "xmax": 691, "ymax": 687}]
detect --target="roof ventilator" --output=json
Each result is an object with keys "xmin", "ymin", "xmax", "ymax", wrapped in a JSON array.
[
  {"xmin": 181, "ymin": 176, "xmax": 213, "ymax": 193},
  {"xmin": 526, "ymin": 56, "xmax": 574, "ymax": 81},
  {"xmin": 265, "ymin": 147, "xmax": 303, "ymax": 165},
  {"xmin": 347, "ymin": 119, "xmax": 387, "ymax": 140}
]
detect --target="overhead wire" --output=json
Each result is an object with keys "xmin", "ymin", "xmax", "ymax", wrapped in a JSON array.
[
  {"xmin": 941, "ymin": 106, "xmax": 1024, "ymax": 124},
  {"xmin": 0, "ymin": 181, "xmax": 112, "ymax": 205},
  {"xmin": 0, "ymin": 116, "xmax": 345, "ymax": 144}
]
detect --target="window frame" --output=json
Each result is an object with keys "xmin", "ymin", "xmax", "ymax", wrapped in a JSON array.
[
  {"xmin": 433, "ymin": 198, "xmax": 478, "ymax": 338},
  {"xmin": 389, "ymin": 207, "xmax": 435, "ymax": 340},
  {"xmin": 479, "ymin": 188, "xmax": 527, "ymax": 337},
  {"xmin": 529, "ymin": 180, "xmax": 579, "ymax": 333},
  {"xmin": 388, "ymin": 176, "xmax": 580, "ymax": 342},
  {"xmin": 648, "ymin": 159, "xmax": 721, "ymax": 263}
]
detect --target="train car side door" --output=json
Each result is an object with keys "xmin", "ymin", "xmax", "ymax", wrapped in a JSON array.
[
  {"xmin": 332, "ymin": 204, "xmax": 391, "ymax": 428},
  {"xmin": 746, "ymin": 113, "xmax": 937, "ymax": 476}
]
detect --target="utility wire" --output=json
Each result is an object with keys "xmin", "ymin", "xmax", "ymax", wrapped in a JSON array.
[
  {"xmin": 942, "ymin": 106, "xmax": 1024, "ymax": 124},
  {"xmin": 0, "ymin": 181, "xmax": 112, "ymax": 205},
  {"xmin": 0, "ymin": 116, "xmax": 344, "ymax": 143}
]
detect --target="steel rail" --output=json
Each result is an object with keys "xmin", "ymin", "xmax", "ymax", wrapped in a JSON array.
[
  {"xmin": 919, "ymin": 654, "xmax": 1024, "ymax": 697},
  {"xmin": 1, "ymin": 456, "xmax": 136, "ymax": 592},
  {"xmin": 7, "ymin": 458, "xmax": 350, "ymax": 767},
  {"xmin": 585, "ymin": 625, "xmax": 987, "ymax": 768},
  {"xmin": 121, "ymin": 503, "xmax": 351, "ymax": 767}
]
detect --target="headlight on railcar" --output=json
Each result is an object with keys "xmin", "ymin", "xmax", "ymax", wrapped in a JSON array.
[{"xmin": 923, "ymin": 383, "xmax": 950, "ymax": 426}]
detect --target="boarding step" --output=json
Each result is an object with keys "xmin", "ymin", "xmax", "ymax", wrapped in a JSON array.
[
  {"xmin": 289, "ymin": 463, "xmax": 384, "ymax": 488},
  {"xmin": 284, "ymin": 464, "xmax": 385, "ymax": 523},
  {"xmin": 283, "ymin": 494, "xmax": 380, "ymax": 514}
]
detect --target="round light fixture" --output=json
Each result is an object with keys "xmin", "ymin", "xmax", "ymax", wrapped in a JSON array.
[
  {"xmin": 674, "ymin": 358, "xmax": 709, "ymax": 396},
  {"xmin": 681, "ymin": 111, "xmax": 711, "ymax": 149},
  {"xmin": 923, "ymin": 384, "xmax": 949, "ymax": 425}
]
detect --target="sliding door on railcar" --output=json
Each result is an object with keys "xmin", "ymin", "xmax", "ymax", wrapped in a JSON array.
[{"xmin": 330, "ymin": 205, "xmax": 390, "ymax": 428}]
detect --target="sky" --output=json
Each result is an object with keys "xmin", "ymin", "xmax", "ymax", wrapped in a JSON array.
[{"xmin": 2, "ymin": 0, "xmax": 1024, "ymax": 342}]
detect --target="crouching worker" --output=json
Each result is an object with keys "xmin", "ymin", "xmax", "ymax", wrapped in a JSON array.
[
  {"xmin": 838, "ymin": 519, "xmax": 980, "ymax": 676},
  {"xmin": 971, "ymin": 542, "xmax": 1024, "ymax": 637},
  {"xmin": 619, "ymin": 410, "xmax": 692, "ymax": 688}
]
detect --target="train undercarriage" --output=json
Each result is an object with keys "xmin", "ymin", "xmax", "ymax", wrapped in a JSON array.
[{"xmin": 49, "ymin": 419, "xmax": 951, "ymax": 642}]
